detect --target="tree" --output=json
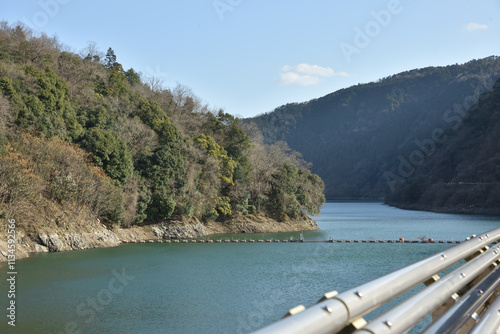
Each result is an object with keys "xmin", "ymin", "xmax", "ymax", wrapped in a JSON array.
[
  {"xmin": 104, "ymin": 47, "xmax": 117, "ymax": 70},
  {"xmin": 125, "ymin": 68, "xmax": 141, "ymax": 85},
  {"xmin": 80, "ymin": 128, "xmax": 133, "ymax": 184},
  {"xmin": 195, "ymin": 134, "xmax": 236, "ymax": 186},
  {"xmin": 79, "ymin": 41, "xmax": 103, "ymax": 62}
]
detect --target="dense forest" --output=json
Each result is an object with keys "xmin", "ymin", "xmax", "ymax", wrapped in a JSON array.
[
  {"xmin": 0, "ymin": 22, "xmax": 325, "ymax": 234},
  {"xmin": 247, "ymin": 57, "xmax": 500, "ymax": 200},
  {"xmin": 386, "ymin": 78, "xmax": 500, "ymax": 215}
]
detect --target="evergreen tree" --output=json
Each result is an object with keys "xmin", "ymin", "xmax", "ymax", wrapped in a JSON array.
[{"xmin": 104, "ymin": 47, "xmax": 117, "ymax": 70}]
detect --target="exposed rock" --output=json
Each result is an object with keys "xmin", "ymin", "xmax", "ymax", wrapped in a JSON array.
[
  {"xmin": 47, "ymin": 234, "xmax": 68, "ymax": 252},
  {"xmin": 151, "ymin": 222, "xmax": 210, "ymax": 239},
  {"xmin": 34, "ymin": 244, "xmax": 49, "ymax": 253},
  {"xmin": 37, "ymin": 232, "xmax": 69, "ymax": 252},
  {"xmin": 0, "ymin": 213, "xmax": 319, "ymax": 262}
]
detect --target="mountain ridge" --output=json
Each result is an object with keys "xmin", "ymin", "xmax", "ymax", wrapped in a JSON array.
[
  {"xmin": 385, "ymin": 77, "xmax": 500, "ymax": 215},
  {"xmin": 246, "ymin": 56, "xmax": 500, "ymax": 201}
]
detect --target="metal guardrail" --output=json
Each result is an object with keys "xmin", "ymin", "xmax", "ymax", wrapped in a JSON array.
[
  {"xmin": 252, "ymin": 226, "xmax": 500, "ymax": 334},
  {"xmin": 422, "ymin": 263, "xmax": 500, "ymax": 334}
]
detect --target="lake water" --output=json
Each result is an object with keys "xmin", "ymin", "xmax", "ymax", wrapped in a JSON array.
[{"xmin": 1, "ymin": 201, "xmax": 499, "ymax": 333}]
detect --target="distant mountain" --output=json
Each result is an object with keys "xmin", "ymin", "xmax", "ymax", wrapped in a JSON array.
[
  {"xmin": 385, "ymin": 77, "xmax": 500, "ymax": 215},
  {"xmin": 246, "ymin": 56, "xmax": 500, "ymax": 200}
]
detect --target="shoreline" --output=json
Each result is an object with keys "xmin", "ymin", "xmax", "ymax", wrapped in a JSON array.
[
  {"xmin": 384, "ymin": 201, "xmax": 500, "ymax": 217},
  {"xmin": 0, "ymin": 213, "xmax": 319, "ymax": 263}
]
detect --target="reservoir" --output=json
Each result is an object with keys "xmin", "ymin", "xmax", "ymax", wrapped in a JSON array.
[{"xmin": 1, "ymin": 201, "xmax": 499, "ymax": 333}]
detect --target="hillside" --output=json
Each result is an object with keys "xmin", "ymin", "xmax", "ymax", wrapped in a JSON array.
[
  {"xmin": 0, "ymin": 22, "xmax": 325, "ymax": 259},
  {"xmin": 385, "ymin": 78, "xmax": 500, "ymax": 215},
  {"xmin": 247, "ymin": 57, "xmax": 500, "ymax": 200}
]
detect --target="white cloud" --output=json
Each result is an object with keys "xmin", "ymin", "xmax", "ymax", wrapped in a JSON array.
[
  {"xmin": 465, "ymin": 23, "xmax": 488, "ymax": 31},
  {"xmin": 278, "ymin": 63, "xmax": 349, "ymax": 86}
]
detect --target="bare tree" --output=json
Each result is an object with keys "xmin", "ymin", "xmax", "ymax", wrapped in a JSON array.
[
  {"xmin": 144, "ymin": 76, "xmax": 165, "ymax": 93},
  {"xmin": 79, "ymin": 41, "xmax": 104, "ymax": 62}
]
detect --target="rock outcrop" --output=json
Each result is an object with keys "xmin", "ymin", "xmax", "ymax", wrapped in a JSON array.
[{"xmin": 0, "ymin": 213, "xmax": 319, "ymax": 262}]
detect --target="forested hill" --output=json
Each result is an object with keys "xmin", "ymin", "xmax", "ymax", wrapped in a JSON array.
[
  {"xmin": 386, "ymin": 78, "xmax": 500, "ymax": 215},
  {"xmin": 0, "ymin": 22, "xmax": 325, "ymax": 232},
  {"xmin": 246, "ymin": 56, "xmax": 500, "ymax": 199}
]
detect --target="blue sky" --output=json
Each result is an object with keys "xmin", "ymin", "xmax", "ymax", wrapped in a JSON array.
[{"xmin": 1, "ymin": 0, "xmax": 499, "ymax": 118}]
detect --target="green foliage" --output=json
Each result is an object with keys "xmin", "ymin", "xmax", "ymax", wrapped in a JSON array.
[
  {"xmin": 268, "ymin": 163, "xmax": 325, "ymax": 219},
  {"xmin": 84, "ymin": 106, "xmax": 110, "ymax": 128},
  {"xmin": 195, "ymin": 134, "xmax": 236, "ymax": 186},
  {"xmin": 0, "ymin": 65, "xmax": 83, "ymax": 140},
  {"xmin": 204, "ymin": 110, "xmax": 251, "ymax": 160},
  {"xmin": 80, "ymin": 128, "xmax": 133, "ymax": 184},
  {"xmin": 147, "ymin": 189, "xmax": 176, "ymax": 222},
  {"xmin": 147, "ymin": 144, "xmax": 186, "ymax": 191},
  {"xmin": 125, "ymin": 68, "xmax": 141, "ymax": 85},
  {"xmin": 215, "ymin": 196, "xmax": 232, "ymax": 216},
  {"xmin": 104, "ymin": 48, "xmax": 117, "ymax": 70},
  {"xmin": 0, "ymin": 22, "xmax": 326, "ymax": 227}
]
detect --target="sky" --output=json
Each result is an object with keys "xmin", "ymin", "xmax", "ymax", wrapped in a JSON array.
[{"xmin": 1, "ymin": 0, "xmax": 499, "ymax": 118}]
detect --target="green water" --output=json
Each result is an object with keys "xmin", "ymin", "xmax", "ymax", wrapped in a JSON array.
[{"xmin": 1, "ymin": 201, "xmax": 499, "ymax": 333}]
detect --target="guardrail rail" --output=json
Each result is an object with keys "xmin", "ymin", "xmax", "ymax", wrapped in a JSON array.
[{"xmin": 253, "ymin": 227, "xmax": 500, "ymax": 334}]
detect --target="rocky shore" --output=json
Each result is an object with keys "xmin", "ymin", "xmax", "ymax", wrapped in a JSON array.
[{"xmin": 0, "ymin": 213, "xmax": 318, "ymax": 263}]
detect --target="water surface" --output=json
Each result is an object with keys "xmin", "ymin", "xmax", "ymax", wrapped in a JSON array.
[{"xmin": 1, "ymin": 201, "xmax": 499, "ymax": 333}]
